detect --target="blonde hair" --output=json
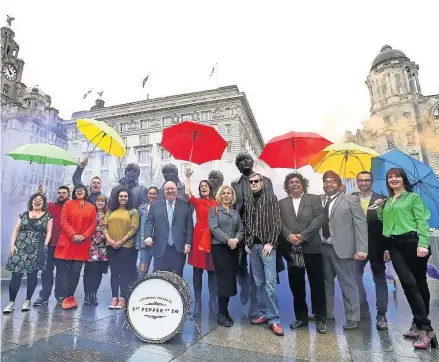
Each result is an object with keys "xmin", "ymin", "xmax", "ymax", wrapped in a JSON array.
[{"xmin": 215, "ymin": 185, "xmax": 236, "ymax": 205}]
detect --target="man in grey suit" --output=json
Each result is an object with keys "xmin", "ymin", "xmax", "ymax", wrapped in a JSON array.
[
  {"xmin": 320, "ymin": 171, "xmax": 368, "ymax": 330},
  {"xmin": 278, "ymin": 172, "xmax": 326, "ymax": 334},
  {"xmin": 144, "ymin": 181, "xmax": 194, "ymax": 277}
]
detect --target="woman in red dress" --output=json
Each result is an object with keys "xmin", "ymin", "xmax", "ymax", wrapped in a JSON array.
[{"xmin": 185, "ymin": 169, "xmax": 218, "ymax": 317}]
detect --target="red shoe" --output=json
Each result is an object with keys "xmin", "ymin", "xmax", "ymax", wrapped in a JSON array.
[
  {"xmin": 270, "ymin": 323, "xmax": 284, "ymax": 336},
  {"xmin": 70, "ymin": 297, "xmax": 78, "ymax": 308},
  {"xmin": 413, "ymin": 331, "xmax": 438, "ymax": 349},
  {"xmin": 61, "ymin": 297, "xmax": 73, "ymax": 310},
  {"xmin": 251, "ymin": 316, "xmax": 268, "ymax": 325},
  {"xmin": 117, "ymin": 297, "xmax": 126, "ymax": 309}
]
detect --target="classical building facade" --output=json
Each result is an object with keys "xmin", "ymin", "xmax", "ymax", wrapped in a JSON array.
[
  {"xmin": 344, "ymin": 45, "xmax": 439, "ymax": 175},
  {"xmin": 65, "ymin": 85, "xmax": 266, "ymax": 195},
  {"xmin": 1, "ymin": 23, "xmax": 68, "ymax": 205}
]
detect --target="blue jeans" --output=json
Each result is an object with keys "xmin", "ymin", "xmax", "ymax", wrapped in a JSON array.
[
  {"xmin": 138, "ymin": 247, "xmax": 153, "ymax": 279},
  {"xmin": 250, "ymin": 244, "xmax": 280, "ymax": 324}
]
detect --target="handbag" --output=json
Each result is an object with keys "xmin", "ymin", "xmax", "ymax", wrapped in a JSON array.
[{"xmin": 199, "ymin": 207, "xmax": 218, "ymax": 253}]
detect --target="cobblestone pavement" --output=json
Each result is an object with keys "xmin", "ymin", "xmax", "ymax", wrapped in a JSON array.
[{"xmin": 1, "ymin": 264, "xmax": 439, "ymax": 361}]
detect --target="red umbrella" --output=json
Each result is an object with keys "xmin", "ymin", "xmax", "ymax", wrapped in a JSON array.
[
  {"xmin": 161, "ymin": 121, "xmax": 228, "ymax": 165},
  {"xmin": 259, "ymin": 131, "xmax": 332, "ymax": 169}
]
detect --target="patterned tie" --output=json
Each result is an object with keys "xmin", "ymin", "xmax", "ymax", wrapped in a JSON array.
[
  {"xmin": 167, "ymin": 201, "xmax": 174, "ymax": 246},
  {"xmin": 322, "ymin": 196, "xmax": 335, "ymax": 239}
]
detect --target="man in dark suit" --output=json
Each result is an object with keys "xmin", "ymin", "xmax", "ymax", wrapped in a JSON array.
[
  {"xmin": 279, "ymin": 173, "xmax": 326, "ymax": 334},
  {"xmin": 352, "ymin": 171, "xmax": 389, "ymax": 330},
  {"xmin": 144, "ymin": 181, "xmax": 194, "ymax": 277}
]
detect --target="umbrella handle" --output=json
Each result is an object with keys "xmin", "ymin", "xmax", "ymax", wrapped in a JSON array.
[{"xmin": 188, "ymin": 130, "xmax": 198, "ymax": 168}]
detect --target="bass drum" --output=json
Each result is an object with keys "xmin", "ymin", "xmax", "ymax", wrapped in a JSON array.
[{"xmin": 126, "ymin": 271, "xmax": 192, "ymax": 343}]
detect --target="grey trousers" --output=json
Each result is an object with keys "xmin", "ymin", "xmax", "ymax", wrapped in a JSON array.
[{"xmin": 322, "ymin": 244, "xmax": 360, "ymax": 322}]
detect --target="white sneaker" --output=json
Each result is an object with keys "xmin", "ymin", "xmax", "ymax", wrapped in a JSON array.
[
  {"xmin": 22, "ymin": 300, "xmax": 31, "ymax": 311},
  {"xmin": 3, "ymin": 301, "xmax": 15, "ymax": 314}
]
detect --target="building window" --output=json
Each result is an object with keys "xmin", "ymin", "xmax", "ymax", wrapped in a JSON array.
[
  {"xmin": 161, "ymin": 149, "xmax": 171, "ymax": 160},
  {"xmin": 383, "ymin": 116, "xmax": 391, "ymax": 125},
  {"xmin": 101, "ymin": 170, "xmax": 109, "ymax": 181},
  {"xmin": 407, "ymin": 132, "xmax": 415, "ymax": 145},
  {"xmin": 120, "ymin": 123, "xmax": 129, "ymax": 132},
  {"xmin": 139, "ymin": 135, "xmax": 149, "ymax": 145},
  {"xmin": 226, "ymin": 142, "xmax": 232, "ymax": 153},
  {"xmin": 200, "ymin": 111, "xmax": 212, "ymax": 122},
  {"xmin": 138, "ymin": 150, "xmax": 150, "ymax": 163},
  {"xmin": 395, "ymin": 74, "xmax": 403, "ymax": 94},
  {"xmin": 100, "ymin": 154, "xmax": 110, "ymax": 166},
  {"xmin": 122, "ymin": 137, "xmax": 127, "ymax": 147},
  {"xmin": 2, "ymin": 84, "xmax": 10, "ymax": 96},
  {"xmin": 225, "ymin": 124, "xmax": 231, "ymax": 135},
  {"xmin": 224, "ymin": 108, "xmax": 232, "ymax": 118},
  {"xmin": 141, "ymin": 120, "xmax": 151, "ymax": 129},
  {"xmin": 386, "ymin": 135, "xmax": 395, "ymax": 149},
  {"xmin": 163, "ymin": 116, "xmax": 172, "ymax": 127},
  {"xmin": 181, "ymin": 113, "xmax": 192, "ymax": 122}
]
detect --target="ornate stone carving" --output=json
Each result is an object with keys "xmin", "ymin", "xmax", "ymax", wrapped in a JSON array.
[
  {"xmin": 213, "ymin": 108, "xmax": 223, "ymax": 119},
  {"xmin": 192, "ymin": 111, "xmax": 199, "ymax": 122},
  {"xmin": 234, "ymin": 105, "xmax": 242, "ymax": 119},
  {"xmin": 129, "ymin": 120, "xmax": 139, "ymax": 130}
]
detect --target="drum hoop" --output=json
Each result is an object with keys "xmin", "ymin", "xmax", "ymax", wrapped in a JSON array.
[{"xmin": 126, "ymin": 271, "xmax": 192, "ymax": 344}]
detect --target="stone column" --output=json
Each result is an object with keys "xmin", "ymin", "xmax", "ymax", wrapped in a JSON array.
[{"xmin": 415, "ymin": 72, "xmax": 422, "ymax": 95}]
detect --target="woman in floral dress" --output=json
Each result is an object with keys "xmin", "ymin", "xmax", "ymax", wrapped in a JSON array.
[
  {"xmin": 84, "ymin": 195, "xmax": 109, "ymax": 306},
  {"xmin": 3, "ymin": 193, "xmax": 53, "ymax": 313},
  {"xmin": 185, "ymin": 169, "xmax": 218, "ymax": 317}
]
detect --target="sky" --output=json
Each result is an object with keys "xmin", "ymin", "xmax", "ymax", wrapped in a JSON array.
[{"xmin": 2, "ymin": 0, "xmax": 439, "ymax": 144}]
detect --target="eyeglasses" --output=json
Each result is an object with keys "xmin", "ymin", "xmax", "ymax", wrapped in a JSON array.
[
  {"xmin": 249, "ymin": 179, "xmax": 260, "ymax": 184},
  {"xmin": 75, "ymin": 189, "xmax": 85, "ymax": 193}
]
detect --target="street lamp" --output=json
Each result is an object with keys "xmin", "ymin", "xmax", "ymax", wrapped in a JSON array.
[{"xmin": 406, "ymin": 65, "xmax": 430, "ymax": 166}]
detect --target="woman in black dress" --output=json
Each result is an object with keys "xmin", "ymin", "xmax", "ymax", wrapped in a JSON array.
[
  {"xmin": 208, "ymin": 185, "xmax": 244, "ymax": 327},
  {"xmin": 3, "ymin": 193, "xmax": 53, "ymax": 313}
]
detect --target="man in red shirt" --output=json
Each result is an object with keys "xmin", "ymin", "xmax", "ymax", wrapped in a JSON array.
[{"xmin": 34, "ymin": 186, "xmax": 70, "ymax": 306}]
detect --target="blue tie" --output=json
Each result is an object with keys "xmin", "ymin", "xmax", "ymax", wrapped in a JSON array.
[{"xmin": 167, "ymin": 201, "xmax": 174, "ymax": 246}]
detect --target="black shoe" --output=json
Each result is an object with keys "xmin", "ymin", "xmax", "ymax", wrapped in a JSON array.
[
  {"xmin": 290, "ymin": 320, "xmax": 308, "ymax": 329},
  {"xmin": 84, "ymin": 293, "xmax": 91, "ymax": 306},
  {"xmin": 225, "ymin": 312, "xmax": 234, "ymax": 325},
  {"xmin": 33, "ymin": 297, "xmax": 49, "ymax": 306},
  {"xmin": 193, "ymin": 301, "xmax": 202, "ymax": 317},
  {"xmin": 91, "ymin": 293, "xmax": 99, "ymax": 306},
  {"xmin": 316, "ymin": 321, "xmax": 327, "ymax": 334},
  {"xmin": 217, "ymin": 314, "xmax": 232, "ymax": 327},
  {"xmin": 343, "ymin": 320, "xmax": 359, "ymax": 330}
]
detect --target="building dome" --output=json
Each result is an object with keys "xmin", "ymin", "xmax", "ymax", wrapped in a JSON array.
[
  {"xmin": 25, "ymin": 85, "xmax": 46, "ymax": 97},
  {"xmin": 371, "ymin": 45, "xmax": 408, "ymax": 69}
]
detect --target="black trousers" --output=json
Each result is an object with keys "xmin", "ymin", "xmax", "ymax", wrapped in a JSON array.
[
  {"xmin": 388, "ymin": 233, "xmax": 432, "ymax": 331},
  {"xmin": 107, "ymin": 246, "xmax": 137, "ymax": 299},
  {"xmin": 153, "ymin": 245, "xmax": 186, "ymax": 278},
  {"xmin": 287, "ymin": 253, "xmax": 327, "ymax": 322},
  {"xmin": 193, "ymin": 267, "xmax": 216, "ymax": 301},
  {"xmin": 57, "ymin": 260, "xmax": 84, "ymax": 299},
  {"xmin": 355, "ymin": 236, "xmax": 388, "ymax": 316},
  {"xmin": 9, "ymin": 271, "xmax": 38, "ymax": 302},
  {"xmin": 83, "ymin": 262, "xmax": 106, "ymax": 294},
  {"xmin": 39, "ymin": 246, "xmax": 61, "ymax": 300}
]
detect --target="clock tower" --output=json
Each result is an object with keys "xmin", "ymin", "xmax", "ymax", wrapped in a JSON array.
[{"xmin": 1, "ymin": 22, "xmax": 25, "ymax": 103}]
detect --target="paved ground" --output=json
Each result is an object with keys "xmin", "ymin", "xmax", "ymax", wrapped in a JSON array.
[{"xmin": 1, "ymin": 264, "xmax": 439, "ymax": 361}]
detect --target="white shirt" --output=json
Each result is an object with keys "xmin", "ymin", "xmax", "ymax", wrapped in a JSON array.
[
  {"xmin": 320, "ymin": 192, "xmax": 339, "ymax": 244},
  {"xmin": 291, "ymin": 193, "xmax": 304, "ymax": 216}
]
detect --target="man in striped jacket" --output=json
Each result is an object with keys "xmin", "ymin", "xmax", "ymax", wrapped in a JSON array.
[{"xmin": 245, "ymin": 173, "xmax": 283, "ymax": 336}]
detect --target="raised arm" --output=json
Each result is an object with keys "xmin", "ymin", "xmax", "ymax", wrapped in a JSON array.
[
  {"xmin": 184, "ymin": 168, "xmax": 192, "ymax": 201},
  {"xmin": 72, "ymin": 159, "xmax": 88, "ymax": 187}
]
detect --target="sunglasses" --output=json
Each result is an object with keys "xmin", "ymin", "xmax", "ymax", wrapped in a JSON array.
[{"xmin": 249, "ymin": 179, "xmax": 260, "ymax": 184}]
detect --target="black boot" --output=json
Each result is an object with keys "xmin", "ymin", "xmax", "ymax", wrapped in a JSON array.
[
  {"xmin": 92, "ymin": 293, "xmax": 99, "ymax": 306},
  {"xmin": 84, "ymin": 293, "xmax": 91, "ymax": 306},
  {"xmin": 207, "ymin": 272, "xmax": 218, "ymax": 315},
  {"xmin": 217, "ymin": 314, "xmax": 231, "ymax": 327}
]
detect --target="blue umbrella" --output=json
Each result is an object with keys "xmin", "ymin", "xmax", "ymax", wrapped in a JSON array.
[{"xmin": 371, "ymin": 149, "xmax": 439, "ymax": 228}]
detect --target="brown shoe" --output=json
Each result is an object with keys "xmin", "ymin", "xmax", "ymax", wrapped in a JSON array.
[
  {"xmin": 270, "ymin": 323, "xmax": 284, "ymax": 336},
  {"xmin": 251, "ymin": 316, "xmax": 268, "ymax": 325}
]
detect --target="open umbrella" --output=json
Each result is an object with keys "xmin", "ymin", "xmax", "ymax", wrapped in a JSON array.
[
  {"xmin": 76, "ymin": 118, "xmax": 126, "ymax": 158},
  {"xmin": 7, "ymin": 143, "xmax": 78, "ymax": 186},
  {"xmin": 258, "ymin": 131, "xmax": 332, "ymax": 169},
  {"xmin": 309, "ymin": 142, "xmax": 379, "ymax": 178},
  {"xmin": 371, "ymin": 149, "xmax": 439, "ymax": 228},
  {"xmin": 161, "ymin": 121, "xmax": 227, "ymax": 165}
]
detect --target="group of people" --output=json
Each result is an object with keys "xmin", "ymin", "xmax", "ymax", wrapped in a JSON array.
[{"xmin": 2, "ymin": 151, "xmax": 437, "ymax": 349}]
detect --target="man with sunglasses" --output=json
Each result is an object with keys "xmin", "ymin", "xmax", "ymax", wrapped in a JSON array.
[{"xmin": 352, "ymin": 171, "xmax": 390, "ymax": 330}]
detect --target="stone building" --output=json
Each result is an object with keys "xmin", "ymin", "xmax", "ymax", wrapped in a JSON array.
[
  {"xmin": 344, "ymin": 45, "xmax": 439, "ymax": 175},
  {"xmin": 1, "ymin": 23, "xmax": 68, "ymax": 205},
  {"xmin": 65, "ymin": 85, "xmax": 266, "ymax": 195}
]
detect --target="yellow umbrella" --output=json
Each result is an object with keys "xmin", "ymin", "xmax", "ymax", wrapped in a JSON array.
[
  {"xmin": 76, "ymin": 118, "xmax": 126, "ymax": 158},
  {"xmin": 309, "ymin": 142, "xmax": 379, "ymax": 178}
]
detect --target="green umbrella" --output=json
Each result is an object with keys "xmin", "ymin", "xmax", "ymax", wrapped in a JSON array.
[{"xmin": 6, "ymin": 143, "xmax": 78, "ymax": 187}]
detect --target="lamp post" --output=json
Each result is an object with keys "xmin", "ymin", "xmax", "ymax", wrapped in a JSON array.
[{"xmin": 406, "ymin": 66, "xmax": 430, "ymax": 166}]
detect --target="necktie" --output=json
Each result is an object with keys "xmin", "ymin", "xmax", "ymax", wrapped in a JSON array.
[
  {"xmin": 322, "ymin": 196, "xmax": 335, "ymax": 239},
  {"xmin": 167, "ymin": 201, "xmax": 174, "ymax": 246}
]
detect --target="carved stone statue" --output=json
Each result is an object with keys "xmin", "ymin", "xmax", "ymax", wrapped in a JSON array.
[
  {"xmin": 208, "ymin": 170, "xmax": 224, "ymax": 196},
  {"xmin": 213, "ymin": 108, "xmax": 223, "ymax": 120},
  {"xmin": 157, "ymin": 163, "xmax": 186, "ymax": 200},
  {"xmin": 192, "ymin": 111, "xmax": 200, "ymax": 122}
]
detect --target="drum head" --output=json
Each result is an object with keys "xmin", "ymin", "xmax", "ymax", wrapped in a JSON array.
[{"xmin": 127, "ymin": 276, "xmax": 185, "ymax": 343}]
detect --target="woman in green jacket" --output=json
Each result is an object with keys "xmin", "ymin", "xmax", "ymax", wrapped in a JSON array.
[{"xmin": 374, "ymin": 168, "xmax": 436, "ymax": 349}]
